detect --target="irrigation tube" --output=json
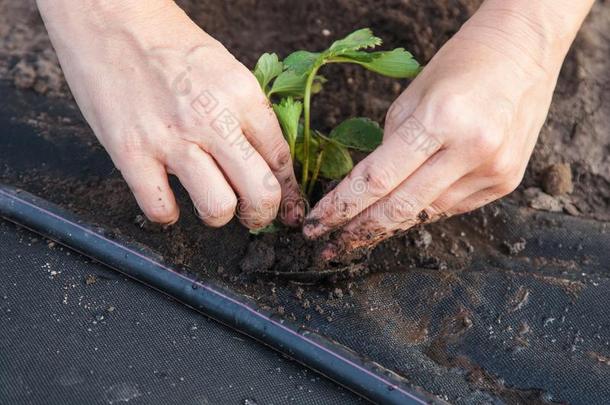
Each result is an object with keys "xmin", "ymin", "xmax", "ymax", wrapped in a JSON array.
[{"xmin": 0, "ymin": 185, "xmax": 433, "ymax": 405}]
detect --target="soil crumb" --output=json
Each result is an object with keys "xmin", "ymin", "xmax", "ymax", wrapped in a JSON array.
[{"xmin": 542, "ymin": 163, "xmax": 574, "ymax": 196}]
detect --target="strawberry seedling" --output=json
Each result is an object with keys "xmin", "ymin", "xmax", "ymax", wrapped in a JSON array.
[{"xmin": 254, "ymin": 28, "xmax": 421, "ymax": 197}]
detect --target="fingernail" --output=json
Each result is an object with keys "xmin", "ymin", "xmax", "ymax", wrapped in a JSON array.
[
  {"xmin": 162, "ymin": 221, "xmax": 176, "ymax": 229},
  {"xmin": 162, "ymin": 215, "xmax": 179, "ymax": 228},
  {"xmin": 280, "ymin": 198, "xmax": 305, "ymax": 227},
  {"xmin": 294, "ymin": 199, "xmax": 305, "ymax": 222},
  {"xmin": 302, "ymin": 217, "xmax": 328, "ymax": 239},
  {"xmin": 321, "ymin": 242, "xmax": 338, "ymax": 261}
]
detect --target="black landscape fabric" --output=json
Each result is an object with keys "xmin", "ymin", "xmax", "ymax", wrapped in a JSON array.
[
  {"xmin": 0, "ymin": 185, "xmax": 432, "ymax": 405},
  {"xmin": 0, "ymin": 220, "xmax": 364, "ymax": 405}
]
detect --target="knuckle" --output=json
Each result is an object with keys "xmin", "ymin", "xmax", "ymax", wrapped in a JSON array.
[
  {"xmin": 182, "ymin": 142, "xmax": 203, "ymax": 161},
  {"xmin": 430, "ymin": 93, "xmax": 469, "ymax": 132},
  {"xmin": 358, "ymin": 162, "xmax": 395, "ymax": 198},
  {"xmin": 230, "ymin": 68, "xmax": 264, "ymax": 98},
  {"xmin": 246, "ymin": 79, "xmax": 264, "ymax": 98},
  {"xmin": 388, "ymin": 193, "xmax": 419, "ymax": 221},
  {"xmin": 426, "ymin": 93, "xmax": 505, "ymax": 155},
  {"xmin": 117, "ymin": 127, "xmax": 153, "ymax": 155},
  {"xmin": 112, "ymin": 141, "xmax": 145, "ymax": 169},
  {"xmin": 468, "ymin": 126, "xmax": 503, "ymax": 156},
  {"xmin": 435, "ymin": 93, "xmax": 463, "ymax": 119},
  {"xmin": 265, "ymin": 139, "xmax": 292, "ymax": 171},
  {"xmin": 385, "ymin": 101, "xmax": 407, "ymax": 125},
  {"xmin": 166, "ymin": 142, "xmax": 206, "ymax": 173},
  {"xmin": 119, "ymin": 130, "xmax": 143, "ymax": 151},
  {"xmin": 428, "ymin": 199, "xmax": 452, "ymax": 216},
  {"xmin": 487, "ymin": 153, "xmax": 518, "ymax": 179},
  {"xmin": 242, "ymin": 71, "xmax": 265, "ymax": 94},
  {"xmin": 497, "ymin": 173, "xmax": 523, "ymax": 196},
  {"xmin": 111, "ymin": 129, "xmax": 173, "ymax": 168}
]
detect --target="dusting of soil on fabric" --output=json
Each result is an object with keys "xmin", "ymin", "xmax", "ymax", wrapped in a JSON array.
[{"xmin": 1, "ymin": 1, "xmax": 609, "ymax": 403}]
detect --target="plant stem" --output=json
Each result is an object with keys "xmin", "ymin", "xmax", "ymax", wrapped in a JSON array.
[
  {"xmin": 301, "ymin": 65, "xmax": 320, "ymax": 192},
  {"xmin": 308, "ymin": 148, "xmax": 325, "ymax": 197},
  {"xmin": 288, "ymin": 135, "xmax": 296, "ymax": 161}
]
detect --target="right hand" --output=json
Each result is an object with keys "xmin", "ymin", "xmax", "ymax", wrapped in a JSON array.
[{"xmin": 37, "ymin": 0, "xmax": 304, "ymax": 229}]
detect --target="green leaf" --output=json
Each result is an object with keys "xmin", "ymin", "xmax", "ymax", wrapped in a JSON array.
[
  {"xmin": 268, "ymin": 70, "xmax": 308, "ymax": 98},
  {"xmin": 296, "ymin": 133, "xmax": 353, "ymax": 180},
  {"xmin": 253, "ymin": 53, "xmax": 283, "ymax": 92},
  {"xmin": 332, "ymin": 48, "xmax": 420, "ymax": 79},
  {"xmin": 269, "ymin": 72, "xmax": 327, "ymax": 98},
  {"xmin": 283, "ymin": 51, "xmax": 322, "ymax": 75},
  {"xmin": 272, "ymin": 97, "xmax": 302, "ymax": 152},
  {"xmin": 319, "ymin": 141, "xmax": 354, "ymax": 179},
  {"xmin": 325, "ymin": 28, "xmax": 382, "ymax": 57},
  {"xmin": 250, "ymin": 222, "xmax": 280, "ymax": 235},
  {"xmin": 329, "ymin": 117, "xmax": 383, "ymax": 152},
  {"xmin": 295, "ymin": 134, "xmax": 320, "ymax": 166}
]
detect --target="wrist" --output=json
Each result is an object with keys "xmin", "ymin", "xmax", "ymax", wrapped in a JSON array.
[
  {"xmin": 36, "ymin": 0, "xmax": 211, "ymax": 59},
  {"xmin": 457, "ymin": 0, "xmax": 593, "ymax": 77},
  {"xmin": 36, "ymin": 0, "xmax": 182, "ymax": 47},
  {"xmin": 36, "ymin": 0, "xmax": 174, "ymax": 25}
]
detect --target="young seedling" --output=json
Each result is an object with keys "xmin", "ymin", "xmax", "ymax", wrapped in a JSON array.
[
  {"xmin": 250, "ymin": 29, "xmax": 420, "ymax": 235},
  {"xmin": 254, "ymin": 28, "xmax": 420, "ymax": 198}
]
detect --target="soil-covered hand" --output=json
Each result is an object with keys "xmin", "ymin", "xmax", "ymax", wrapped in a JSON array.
[
  {"xmin": 303, "ymin": 1, "xmax": 593, "ymax": 258},
  {"xmin": 37, "ymin": 0, "xmax": 304, "ymax": 229}
]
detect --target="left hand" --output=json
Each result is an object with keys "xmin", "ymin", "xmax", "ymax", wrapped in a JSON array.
[{"xmin": 303, "ymin": 11, "xmax": 565, "ymax": 259}]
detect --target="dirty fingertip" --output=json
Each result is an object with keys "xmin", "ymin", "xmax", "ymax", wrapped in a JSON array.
[
  {"xmin": 279, "ymin": 197, "xmax": 305, "ymax": 227},
  {"xmin": 162, "ymin": 217, "xmax": 179, "ymax": 228},
  {"xmin": 302, "ymin": 217, "xmax": 329, "ymax": 240},
  {"xmin": 320, "ymin": 242, "xmax": 339, "ymax": 262}
]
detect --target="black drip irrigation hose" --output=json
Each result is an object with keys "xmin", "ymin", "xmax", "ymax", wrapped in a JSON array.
[{"xmin": 0, "ymin": 184, "xmax": 434, "ymax": 405}]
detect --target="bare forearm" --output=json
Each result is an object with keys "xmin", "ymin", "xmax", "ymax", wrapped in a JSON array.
[
  {"xmin": 459, "ymin": 0, "xmax": 595, "ymax": 75},
  {"xmin": 36, "ymin": 0, "xmax": 172, "ymax": 24},
  {"xmin": 36, "ymin": 0, "xmax": 204, "ymax": 60}
]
